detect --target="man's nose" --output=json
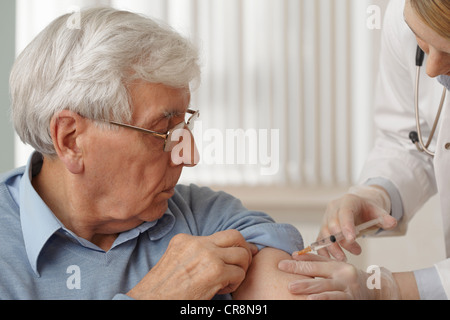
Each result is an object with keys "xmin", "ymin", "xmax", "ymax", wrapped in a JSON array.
[{"xmin": 169, "ymin": 126, "xmax": 200, "ymax": 167}]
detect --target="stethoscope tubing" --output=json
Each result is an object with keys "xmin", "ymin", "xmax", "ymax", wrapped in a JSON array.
[{"xmin": 412, "ymin": 46, "xmax": 446, "ymax": 157}]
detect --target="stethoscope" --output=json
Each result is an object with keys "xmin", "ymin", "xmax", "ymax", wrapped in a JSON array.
[{"xmin": 409, "ymin": 45, "xmax": 447, "ymax": 157}]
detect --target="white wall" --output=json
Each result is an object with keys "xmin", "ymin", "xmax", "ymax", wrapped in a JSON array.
[{"xmin": 0, "ymin": 1, "xmax": 15, "ymax": 172}]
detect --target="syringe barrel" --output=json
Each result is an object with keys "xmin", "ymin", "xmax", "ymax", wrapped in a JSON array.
[{"xmin": 310, "ymin": 232, "xmax": 345, "ymax": 251}]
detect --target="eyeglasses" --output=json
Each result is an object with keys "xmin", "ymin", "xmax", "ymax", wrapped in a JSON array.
[{"xmin": 107, "ymin": 109, "xmax": 199, "ymax": 152}]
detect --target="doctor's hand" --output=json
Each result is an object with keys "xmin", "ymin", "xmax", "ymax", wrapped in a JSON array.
[
  {"xmin": 278, "ymin": 253, "xmax": 400, "ymax": 300},
  {"xmin": 127, "ymin": 230, "xmax": 258, "ymax": 300},
  {"xmin": 319, "ymin": 185, "xmax": 397, "ymax": 260}
]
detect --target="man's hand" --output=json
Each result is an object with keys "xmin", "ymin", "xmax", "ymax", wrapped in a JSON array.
[{"xmin": 127, "ymin": 230, "xmax": 258, "ymax": 300}]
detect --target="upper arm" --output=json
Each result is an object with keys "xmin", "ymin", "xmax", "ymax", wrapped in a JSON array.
[{"xmin": 232, "ymin": 247, "xmax": 310, "ymax": 300}]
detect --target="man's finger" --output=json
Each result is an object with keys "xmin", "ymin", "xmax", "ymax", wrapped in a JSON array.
[
  {"xmin": 219, "ymin": 246, "xmax": 253, "ymax": 271},
  {"xmin": 210, "ymin": 229, "xmax": 246, "ymax": 248},
  {"xmin": 216, "ymin": 264, "xmax": 247, "ymax": 295}
]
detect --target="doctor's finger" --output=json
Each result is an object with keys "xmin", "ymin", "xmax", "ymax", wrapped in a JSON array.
[
  {"xmin": 316, "ymin": 220, "xmax": 347, "ymax": 260},
  {"xmin": 316, "ymin": 247, "xmax": 331, "ymax": 258},
  {"xmin": 292, "ymin": 252, "xmax": 331, "ymax": 262},
  {"xmin": 318, "ymin": 240, "xmax": 361, "ymax": 261},
  {"xmin": 278, "ymin": 260, "xmax": 340, "ymax": 278},
  {"xmin": 316, "ymin": 224, "xmax": 348, "ymax": 260},
  {"xmin": 320, "ymin": 243, "xmax": 347, "ymax": 261},
  {"xmin": 377, "ymin": 211, "xmax": 398, "ymax": 230},
  {"xmin": 307, "ymin": 291, "xmax": 352, "ymax": 300},
  {"xmin": 315, "ymin": 226, "xmax": 332, "ymax": 258},
  {"xmin": 314, "ymin": 232, "xmax": 347, "ymax": 260},
  {"xmin": 314, "ymin": 234, "xmax": 347, "ymax": 261},
  {"xmin": 339, "ymin": 240, "xmax": 362, "ymax": 257},
  {"xmin": 336, "ymin": 194, "xmax": 364, "ymax": 241},
  {"xmin": 288, "ymin": 279, "xmax": 347, "ymax": 295}
]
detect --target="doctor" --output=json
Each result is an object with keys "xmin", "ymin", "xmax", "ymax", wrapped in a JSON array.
[{"xmin": 278, "ymin": 0, "xmax": 450, "ymax": 299}]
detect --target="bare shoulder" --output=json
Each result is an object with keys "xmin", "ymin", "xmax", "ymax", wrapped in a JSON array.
[{"xmin": 232, "ymin": 247, "xmax": 309, "ymax": 300}]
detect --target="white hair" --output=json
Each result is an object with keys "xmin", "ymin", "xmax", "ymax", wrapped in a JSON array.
[{"xmin": 10, "ymin": 7, "xmax": 201, "ymax": 156}]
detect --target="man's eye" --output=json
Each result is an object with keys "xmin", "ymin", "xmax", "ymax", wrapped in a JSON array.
[
  {"xmin": 170, "ymin": 115, "xmax": 186, "ymax": 126},
  {"xmin": 151, "ymin": 119, "xmax": 170, "ymax": 132}
]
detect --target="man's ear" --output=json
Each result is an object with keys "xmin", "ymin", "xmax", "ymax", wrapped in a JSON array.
[{"xmin": 50, "ymin": 110, "xmax": 86, "ymax": 174}]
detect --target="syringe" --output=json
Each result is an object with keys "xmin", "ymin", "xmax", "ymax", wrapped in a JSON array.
[{"xmin": 297, "ymin": 217, "xmax": 383, "ymax": 255}]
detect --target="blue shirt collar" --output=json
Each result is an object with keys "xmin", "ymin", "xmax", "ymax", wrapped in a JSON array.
[
  {"xmin": 20, "ymin": 152, "xmax": 63, "ymax": 277},
  {"xmin": 20, "ymin": 152, "xmax": 176, "ymax": 277}
]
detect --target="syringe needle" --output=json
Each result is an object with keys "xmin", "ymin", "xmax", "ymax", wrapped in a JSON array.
[{"xmin": 296, "ymin": 246, "xmax": 312, "ymax": 255}]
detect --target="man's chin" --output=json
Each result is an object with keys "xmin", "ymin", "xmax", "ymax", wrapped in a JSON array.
[{"xmin": 141, "ymin": 200, "xmax": 169, "ymax": 223}]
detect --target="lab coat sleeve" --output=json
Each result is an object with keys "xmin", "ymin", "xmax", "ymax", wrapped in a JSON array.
[
  {"xmin": 364, "ymin": 177, "xmax": 404, "ymax": 223},
  {"xmin": 434, "ymin": 260, "xmax": 450, "ymax": 299},
  {"xmin": 414, "ymin": 266, "xmax": 448, "ymax": 299},
  {"xmin": 358, "ymin": 0, "xmax": 437, "ymax": 236}
]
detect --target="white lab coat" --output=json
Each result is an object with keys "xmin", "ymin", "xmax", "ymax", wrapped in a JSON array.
[{"xmin": 358, "ymin": 0, "xmax": 450, "ymax": 297}]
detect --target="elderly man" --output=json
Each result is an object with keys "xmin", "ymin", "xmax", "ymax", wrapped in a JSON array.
[{"xmin": 1, "ymin": 7, "xmax": 306, "ymax": 299}]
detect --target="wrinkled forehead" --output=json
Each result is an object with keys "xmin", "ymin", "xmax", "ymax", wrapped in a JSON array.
[{"xmin": 128, "ymin": 81, "xmax": 191, "ymax": 125}]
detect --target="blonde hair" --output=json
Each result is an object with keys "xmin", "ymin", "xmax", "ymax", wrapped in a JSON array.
[
  {"xmin": 10, "ymin": 7, "xmax": 201, "ymax": 156},
  {"xmin": 409, "ymin": 0, "xmax": 450, "ymax": 40}
]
